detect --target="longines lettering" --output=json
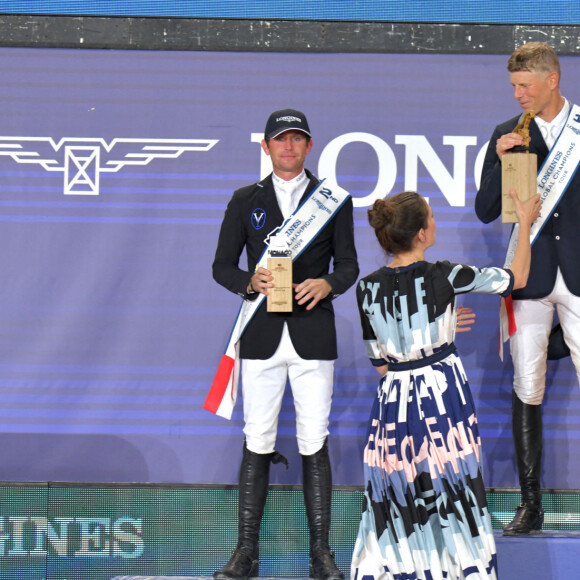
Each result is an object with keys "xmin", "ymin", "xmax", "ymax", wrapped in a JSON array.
[
  {"xmin": 288, "ymin": 215, "xmax": 316, "ymax": 246},
  {"xmin": 284, "ymin": 219, "xmax": 302, "ymax": 236},
  {"xmin": 0, "ymin": 516, "xmax": 144, "ymax": 558},
  {"xmin": 253, "ymin": 132, "xmax": 481, "ymax": 207}
]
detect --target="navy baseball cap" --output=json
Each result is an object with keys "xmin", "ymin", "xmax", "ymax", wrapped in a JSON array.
[{"xmin": 264, "ymin": 108, "xmax": 311, "ymax": 139}]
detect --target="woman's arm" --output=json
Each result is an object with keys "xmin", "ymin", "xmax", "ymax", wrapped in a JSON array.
[{"xmin": 509, "ymin": 189, "xmax": 542, "ymax": 290}]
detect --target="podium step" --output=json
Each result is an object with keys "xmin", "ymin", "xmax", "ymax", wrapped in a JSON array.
[
  {"xmin": 110, "ymin": 532, "xmax": 580, "ymax": 580},
  {"xmin": 496, "ymin": 530, "xmax": 580, "ymax": 578}
]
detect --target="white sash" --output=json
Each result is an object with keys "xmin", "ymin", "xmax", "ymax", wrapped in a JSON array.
[
  {"xmin": 204, "ymin": 179, "xmax": 351, "ymax": 419},
  {"xmin": 499, "ymin": 103, "xmax": 580, "ymax": 357}
]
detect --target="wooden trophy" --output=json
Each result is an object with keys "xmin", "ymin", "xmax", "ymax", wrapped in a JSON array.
[
  {"xmin": 502, "ymin": 110, "xmax": 537, "ymax": 223},
  {"xmin": 267, "ymin": 249, "xmax": 293, "ymax": 312}
]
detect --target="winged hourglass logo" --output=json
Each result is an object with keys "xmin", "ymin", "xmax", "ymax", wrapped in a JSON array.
[{"xmin": 0, "ymin": 137, "xmax": 219, "ymax": 195}]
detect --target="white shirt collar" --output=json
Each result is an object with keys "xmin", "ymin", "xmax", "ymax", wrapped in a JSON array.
[
  {"xmin": 272, "ymin": 169, "xmax": 307, "ymax": 190},
  {"xmin": 535, "ymin": 98, "xmax": 570, "ymax": 148}
]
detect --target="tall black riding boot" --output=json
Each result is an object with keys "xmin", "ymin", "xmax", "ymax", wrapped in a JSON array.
[
  {"xmin": 214, "ymin": 442, "xmax": 271, "ymax": 580},
  {"xmin": 503, "ymin": 391, "xmax": 544, "ymax": 535},
  {"xmin": 302, "ymin": 438, "xmax": 344, "ymax": 580}
]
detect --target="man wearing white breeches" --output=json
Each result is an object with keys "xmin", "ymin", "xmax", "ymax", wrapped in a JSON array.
[
  {"xmin": 211, "ymin": 109, "xmax": 359, "ymax": 578},
  {"xmin": 476, "ymin": 42, "xmax": 580, "ymax": 535}
]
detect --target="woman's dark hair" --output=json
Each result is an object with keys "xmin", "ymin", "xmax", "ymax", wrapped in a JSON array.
[{"xmin": 368, "ymin": 191, "xmax": 429, "ymax": 255}]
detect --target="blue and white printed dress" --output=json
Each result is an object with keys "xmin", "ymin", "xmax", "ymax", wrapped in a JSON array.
[{"xmin": 352, "ymin": 260, "xmax": 513, "ymax": 580}]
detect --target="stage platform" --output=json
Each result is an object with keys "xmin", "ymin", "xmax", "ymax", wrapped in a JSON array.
[
  {"xmin": 2, "ymin": 483, "xmax": 580, "ymax": 580},
  {"xmin": 110, "ymin": 531, "xmax": 580, "ymax": 580}
]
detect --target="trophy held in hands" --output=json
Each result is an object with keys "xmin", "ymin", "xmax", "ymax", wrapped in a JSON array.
[
  {"xmin": 267, "ymin": 248, "xmax": 293, "ymax": 312},
  {"xmin": 502, "ymin": 110, "xmax": 537, "ymax": 223}
]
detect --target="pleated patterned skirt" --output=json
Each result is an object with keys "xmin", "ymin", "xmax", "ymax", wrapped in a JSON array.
[{"xmin": 351, "ymin": 353, "xmax": 497, "ymax": 580}]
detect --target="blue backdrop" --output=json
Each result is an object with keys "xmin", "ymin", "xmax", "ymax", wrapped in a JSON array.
[
  {"xmin": 1, "ymin": 0, "xmax": 579, "ymax": 24},
  {"xmin": 0, "ymin": 48, "xmax": 578, "ymax": 489}
]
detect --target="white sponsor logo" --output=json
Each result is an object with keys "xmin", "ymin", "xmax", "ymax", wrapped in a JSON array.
[
  {"xmin": 252, "ymin": 132, "xmax": 484, "ymax": 208},
  {"xmin": 0, "ymin": 137, "xmax": 218, "ymax": 195},
  {"xmin": 0, "ymin": 515, "xmax": 144, "ymax": 558},
  {"xmin": 276, "ymin": 115, "xmax": 302, "ymax": 123}
]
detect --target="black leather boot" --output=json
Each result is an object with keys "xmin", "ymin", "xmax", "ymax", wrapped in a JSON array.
[
  {"xmin": 302, "ymin": 439, "xmax": 344, "ymax": 580},
  {"xmin": 503, "ymin": 392, "xmax": 544, "ymax": 536},
  {"xmin": 214, "ymin": 442, "xmax": 271, "ymax": 580}
]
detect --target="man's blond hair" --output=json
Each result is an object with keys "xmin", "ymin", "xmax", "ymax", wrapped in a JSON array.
[{"xmin": 507, "ymin": 42, "xmax": 560, "ymax": 80}]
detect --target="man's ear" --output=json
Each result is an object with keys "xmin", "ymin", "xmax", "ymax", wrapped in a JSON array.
[
  {"xmin": 261, "ymin": 139, "xmax": 270, "ymax": 156},
  {"xmin": 547, "ymin": 71, "xmax": 560, "ymax": 90}
]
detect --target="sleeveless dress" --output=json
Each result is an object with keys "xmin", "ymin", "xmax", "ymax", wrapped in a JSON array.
[{"xmin": 351, "ymin": 260, "xmax": 513, "ymax": 580}]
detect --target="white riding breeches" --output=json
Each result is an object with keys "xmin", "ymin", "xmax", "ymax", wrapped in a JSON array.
[
  {"xmin": 241, "ymin": 324, "xmax": 334, "ymax": 455},
  {"xmin": 511, "ymin": 269, "xmax": 580, "ymax": 405}
]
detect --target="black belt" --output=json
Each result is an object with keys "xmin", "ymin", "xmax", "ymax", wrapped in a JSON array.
[{"xmin": 387, "ymin": 343, "xmax": 457, "ymax": 371}]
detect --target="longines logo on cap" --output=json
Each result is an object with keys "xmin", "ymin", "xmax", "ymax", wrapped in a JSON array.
[
  {"xmin": 277, "ymin": 116, "xmax": 302, "ymax": 123},
  {"xmin": 0, "ymin": 137, "xmax": 218, "ymax": 195}
]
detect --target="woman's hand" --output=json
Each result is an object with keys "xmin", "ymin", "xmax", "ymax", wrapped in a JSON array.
[{"xmin": 511, "ymin": 189, "xmax": 542, "ymax": 228}]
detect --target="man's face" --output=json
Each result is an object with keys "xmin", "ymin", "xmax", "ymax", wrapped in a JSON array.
[
  {"xmin": 509, "ymin": 69, "xmax": 558, "ymax": 119},
  {"xmin": 261, "ymin": 130, "xmax": 313, "ymax": 179}
]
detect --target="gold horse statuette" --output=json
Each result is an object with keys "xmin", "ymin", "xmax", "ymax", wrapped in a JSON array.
[{"xmin": 512, "ymin": 110, "xmax": 535, "ymax": 149}]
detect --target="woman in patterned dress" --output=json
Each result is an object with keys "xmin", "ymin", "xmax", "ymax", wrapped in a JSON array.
[{"xmin": 351, "ymin": 190, "xmax": 541, "ymax": 580}]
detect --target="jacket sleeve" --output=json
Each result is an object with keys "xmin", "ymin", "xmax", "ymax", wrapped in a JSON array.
[
  {"xmin": 475, "ymin": 125, "xmax": 504, "ymax": 224},
  {"xmin": 212, "ymin": 190, "xmax": 256, "ymax": 300},
  {"xmin": 322, "ymin": 197, "xmax": 360, "ymax": 298}
]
